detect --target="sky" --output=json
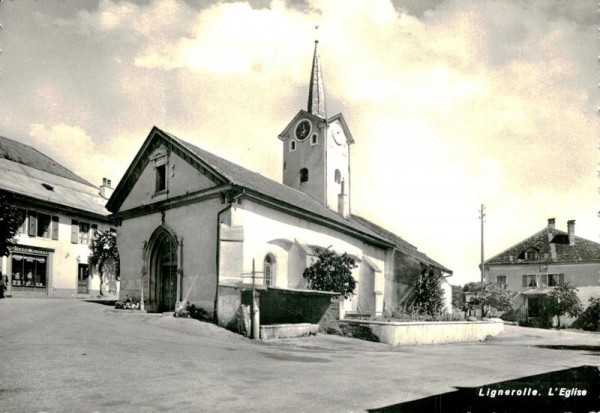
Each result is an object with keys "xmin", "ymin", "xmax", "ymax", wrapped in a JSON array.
[{"xmin": 0, "ymin": 0, "xmax": 597, "ymax": 285}]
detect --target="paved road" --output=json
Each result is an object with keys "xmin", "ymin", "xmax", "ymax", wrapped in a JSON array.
[{"xmin": 0, "ymin": 298, "xmax": 598, "ymax": 412}]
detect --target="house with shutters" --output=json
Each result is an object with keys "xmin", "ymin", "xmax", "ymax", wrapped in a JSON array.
[
  {"xmin": 0, "ymin": 136, "xmax": 116, "ymax": 298},
  {"xmin": 484, "ymin": 218, "xmax": 600, "ymax": 320},
  {"xmin": 106, "ymin": 41, "xmax": 452, "ymax": 330}
]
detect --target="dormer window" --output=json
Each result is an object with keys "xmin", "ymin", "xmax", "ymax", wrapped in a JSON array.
[{"xmin": 518, "ymin": 247, "xmax": 539, "ymax": 261}]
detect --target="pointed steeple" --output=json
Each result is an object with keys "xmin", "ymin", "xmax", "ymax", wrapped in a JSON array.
[{"xmin": 307, "ymin": 40, "xmax": 326, "ymax": 118}]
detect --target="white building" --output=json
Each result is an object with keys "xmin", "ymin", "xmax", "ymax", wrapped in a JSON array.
[
  {"xmin": 107, "ymin": 42, "xmax": 452, "ymax": 326},
  {"xmin": 0, "ymin": 136, "xmax": 115, "ymax": 297}
]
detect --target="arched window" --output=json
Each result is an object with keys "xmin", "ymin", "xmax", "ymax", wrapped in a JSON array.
[
  {"xmin": 264, "ymin": 254, "xmax": 275, "ymax": 286},
  {"xmin": 299, "ymin": 168, "xmax": 309, "ymax": 183},
  {"xmin": 334, "ymin": 169, "xmax": 341, "ymax": 184}
]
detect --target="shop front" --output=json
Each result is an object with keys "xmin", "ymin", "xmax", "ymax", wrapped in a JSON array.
[{"xmin": 7, "ymin": 246, "xmax": 53, "ymax": 297}]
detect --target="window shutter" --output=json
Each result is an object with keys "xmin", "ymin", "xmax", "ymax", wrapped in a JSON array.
[
  {"xmin": 51, "ymin": 216, "xmax": 59, "ymax": 240},
  {"xmin": 28, "ymin": 212, "xmax": 37, "ymax": 236},
  {"xmin": 522, "ymin": 275, "xmax": 527, "ymax": 287},
  {"xmin": 71, "ymin": 220, "xmax": 79, "ymax": 244},
  {"xmin": 541, "ymin": 274, "xmax": 548, "ymax": 286}
]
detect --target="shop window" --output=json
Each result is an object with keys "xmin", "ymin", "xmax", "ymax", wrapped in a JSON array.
[{"xmin": 11, "ymin": 254, "xmax": 47, "ymax": 289}]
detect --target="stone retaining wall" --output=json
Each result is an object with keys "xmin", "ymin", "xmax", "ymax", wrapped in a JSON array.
[{"xmin": 339, "ymin": 320, "xmax": 504, "ymax": 345}]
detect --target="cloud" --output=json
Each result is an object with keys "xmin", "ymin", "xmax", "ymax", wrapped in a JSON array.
[{"xmin": 0, "ymin": 0, "xmax": 596, "ymax": 284}]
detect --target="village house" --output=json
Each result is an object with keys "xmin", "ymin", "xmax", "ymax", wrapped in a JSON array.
[
  {"xmin": 484, "ymin": 218, "xmax": 600, "ymax": 320},
  {"xmin": 0, "ymin": 136, "xmax": 116, "ymax": 297},
  {"xmin": 106, "ymin": 41, "xmax": 452, "ymax": 331}
]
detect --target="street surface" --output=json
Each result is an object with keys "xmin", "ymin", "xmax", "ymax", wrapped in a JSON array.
[{"xmin": 1, "ymin": 298, "xmax": 598, "ymax": 412}]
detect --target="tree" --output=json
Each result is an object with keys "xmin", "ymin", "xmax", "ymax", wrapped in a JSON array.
[
  {"xmin": 451, "ymin": 284, "xmax": 467, "ymax": 314},
  {"xmin": 0, "ymin": 192, "xmax": 24, "ymax": 257},
  {"xmin": 543, "ymin": 281, "xmax": 582, "ymax": 328},
  {"xmin": 303, "ymin": 248, "xmax": 357, "ymax": 299},
  {"xmin": 88, "ymin": 230, "xmax": 120, "ymax": 296},
  {"xmin": 463, "ymin": 282, "xmax": 513, "ymax": 318},
  {"xmin": 413, "ymin": 267, "xmax": 445, "ymax": 316},
  {"xmin": 573, "ymin": 296, "xmax": 600, "ymax": 332}
]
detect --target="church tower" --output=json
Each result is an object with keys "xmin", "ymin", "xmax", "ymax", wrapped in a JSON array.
[{"xmin": 278, "ymin": 40, "xmax": 354, "ymax": 218}]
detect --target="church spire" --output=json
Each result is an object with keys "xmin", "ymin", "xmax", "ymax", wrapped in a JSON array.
[{"xmin": 307, "ymin": 37, "xmax": 326, "ymax": 118}]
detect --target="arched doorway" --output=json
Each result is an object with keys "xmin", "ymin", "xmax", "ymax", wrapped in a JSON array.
[{"xmin": 148, "ymin": 227, "xmax": 179, "ymax": 312}]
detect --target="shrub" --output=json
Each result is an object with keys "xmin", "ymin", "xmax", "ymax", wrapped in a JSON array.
[{"xmin": 572, "ymin": 297, "xmax": 600, "ymax": 332}]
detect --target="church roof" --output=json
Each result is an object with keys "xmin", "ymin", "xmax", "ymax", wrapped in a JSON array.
[
  {"xmin": 351, "ymin": 215, "xmax": 453, "ymax": 274},
  {"xmin": 108, "ymin": 127, "xmax": 394, "ymax": 248},
  {"xmin": 0, "ymin": 136, "xmax": 108, "ymax": 217},
  {"xmin": 485, "ymin": 222, "xmax": 600, "ymax": 265}
]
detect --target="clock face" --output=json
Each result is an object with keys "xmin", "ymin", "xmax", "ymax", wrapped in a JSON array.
[
  {"xmin": 295, "ymin": 119, "xmax": 311, "ymax": 141},
  {"xmin": 330, "ymin": 123, "xmax": 343, "ymax": 145}
]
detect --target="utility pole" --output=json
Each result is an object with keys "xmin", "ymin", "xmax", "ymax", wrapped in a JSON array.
[
  {"xmin": 479, "ymin": 204, "xmax": 486, "ymax": 318},
  {"xmin": 479, "ymin": 204, "xmax": 486, "ymax": 285},
  {"xmin": 241, "ymin": 258, "xmax": 263, "ymax": 339}
]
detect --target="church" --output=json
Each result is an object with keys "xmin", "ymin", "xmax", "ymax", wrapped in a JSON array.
[{"xmin": 106, "ymin": 41, "xmax": 452, "ymax": 329}]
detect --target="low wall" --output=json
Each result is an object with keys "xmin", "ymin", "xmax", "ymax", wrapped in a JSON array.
[
  {"xmin": 260, "ymin": 323, "xmax": 319, "ymax": 340},
  {"xmin": 339, "ymin": 320, "xmax": 504, "ymax": 345}
]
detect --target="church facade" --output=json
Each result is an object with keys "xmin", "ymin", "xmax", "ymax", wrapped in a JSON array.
[{"xmin": 107, "ymin": 42, "xmax": 451, "ymax": 323}]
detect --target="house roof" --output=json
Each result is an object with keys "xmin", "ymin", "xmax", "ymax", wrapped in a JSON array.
[
  {"xmin": 485, "ymin": 225, "xmax": 600, "ymax": 265},
  {"xmin": 108, "ymin": 127, "xmax": 393, "ymax": 248},
  {"xmin": 0, "ymin": 137, "xmax": 108, "ymax": 217},
  {"xmin": 351, "ymin": 215, "xmax": 453, "ymax": 274},
  {"xmin": 0, "ymin": 136, "xmax": 93, "ymax": 187}
]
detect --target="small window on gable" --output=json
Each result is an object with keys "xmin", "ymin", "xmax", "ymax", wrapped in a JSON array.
[
  {"xmin": 290, "ymin": 141, "xmax": 296, "ymax": 151},
  {"xmin": 299, "ymin": 168, "xmax": 309, "ymax": 183},
  {"xmin": 156, "ymin": 164, "xmax": 166, "ymax": 193},
  {"xmin": 334, "ymin": 169, "xmax": 341, "ymax": 184},
  {"xmin": 151, "ymin": 149, "xmax": 168, "ymax": 195},
  {"xmin": 311, "ymin": 134, "xmax": 318, "ymax": 145}
]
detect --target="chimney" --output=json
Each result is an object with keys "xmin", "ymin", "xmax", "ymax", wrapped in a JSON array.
[
  {"xmin": 547, "ymin": 217, "xmax": 556, "ymax": 242},
  {"xmin": 567, "ymin": 220, "xmax": 575, "ymax": 246},
  {"xmin": 99, "ymin": 177, "xmax": 114, "ymax": 200}
]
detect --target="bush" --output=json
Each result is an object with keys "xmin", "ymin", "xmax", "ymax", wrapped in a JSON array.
[{"xmin": 572, "ymin": 297, "xmax": 600, "ymax": 332}]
